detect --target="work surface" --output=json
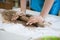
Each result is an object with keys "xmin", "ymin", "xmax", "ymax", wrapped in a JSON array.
[{"xmin": 0, "ymin": 8, "xmax": 60, "ymax": 40}]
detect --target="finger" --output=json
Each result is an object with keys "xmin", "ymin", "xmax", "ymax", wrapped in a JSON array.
[
  {"xmin": 26, "ymin": 17, "xmax": 36, "ymax": 25},
  {"xmin": 19, "ymin": 13, "xmax": 26, "ymax": 16},
  {"xmin": 29, "ymin": 21, "xmax": 37, "ymax": 25},
  {"xmin": 11, "ymin": 16, "xmax": 19, "ymax": 21},
  {"xmin": 26, "ymin": 19, "xmax": 36, "ymax": 25},
  {"xmin": 26, "ymin": 19, "xmax": 33, "ymax": 25},
  {"xmin": 26, "ymin": 20, "xmax": 32, "ymax": 25},
  {"xmin": 30, "ymin": 22, "xmax": 33, "ymax": 25}
]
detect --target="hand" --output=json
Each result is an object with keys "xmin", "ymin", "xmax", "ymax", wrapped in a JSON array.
[
  {"xmin": 11, "ymin": 11, "xmax": 26, "ymax": 21},
  {"xmin": 26, "ymin": 16, "xmax": 44, "ymax": 25},
  {"xmin": 11, "ymin": 14, "xmax": 19, "ymax": 21},
  {"xmin": 17, "ymin": 11, "xmax": 26, "ymax": 16}
]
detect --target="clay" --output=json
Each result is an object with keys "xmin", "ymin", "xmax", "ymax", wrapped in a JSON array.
[
  {"xmin": 18, "ymin": 14, "xmax": 46, "ymax": 27},
  {"xmin": 2, "ymin": 10, "xmax": 51, "ymax": 27},
  {"xmin": 2, "ymin": 10, "xmax": 17, "ymax": 22}
]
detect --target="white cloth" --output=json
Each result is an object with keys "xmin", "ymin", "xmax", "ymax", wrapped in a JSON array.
[{"xmin": 0, "ymin": 8, "xmax": 60, "ymax": 40}]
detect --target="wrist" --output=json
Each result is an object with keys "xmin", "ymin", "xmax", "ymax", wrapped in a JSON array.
[
  {"xmin": 17, "ymin": 10, "xmax": 26, "ymax": 16},
  {"xmin": 40, "ymin": 12, "xmax": 48, "ymax": 18},
  {"xmin": 40, "ymin": 14, "xmax": 47, "ymax": 19},
  {"xmin": 38, "ymin": 16, "xmax": 45, "ymax": 23},
  {"xmin": 39, "ymin": 15, "xmax": 44, "ymax": 19},
  {"xmin": 21, "ymin": 9, "xmax": 26, "ymax": 14}
]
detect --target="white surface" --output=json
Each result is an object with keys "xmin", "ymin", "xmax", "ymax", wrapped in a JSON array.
[{"xmin": 0, "ymin": 8, "xmax": 60, "ymax": 40}]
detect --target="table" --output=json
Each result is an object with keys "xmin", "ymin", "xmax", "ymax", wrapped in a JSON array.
[{"xmin": 0, "ymin": 8, "xmax": 60, "ymax": 40}]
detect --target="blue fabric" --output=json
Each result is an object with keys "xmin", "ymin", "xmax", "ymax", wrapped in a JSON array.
[
  {"xmin": 59, "ymin": 0, "xmax": 60, "ymax": 10},
  {"xmin": 49, "ymin": 0, "xmax": 60, "ymax": 15},
  {"xmin": 30, "ymin": 0, "xmax": 60, "ymax": 15},
  {"xmin": 30, "ymin": 0, "xmax": 44, "ymax": 12}
]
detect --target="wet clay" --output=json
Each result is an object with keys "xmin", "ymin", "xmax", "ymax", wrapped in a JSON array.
[{"xmin": 2, "ymin": 10, "xmax": 48, "ymax": 27}]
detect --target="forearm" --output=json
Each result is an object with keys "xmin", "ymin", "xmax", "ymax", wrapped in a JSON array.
[
  {"xmin": 40, "ymin": 0, "xmax": 54, "ymax": 18},
  {"xmin": 20, "ymin": 0, "xmax": 27, "ymax": 13}
]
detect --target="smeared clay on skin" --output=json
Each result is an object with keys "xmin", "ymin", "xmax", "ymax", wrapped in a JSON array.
[{"xmin": 1, "ymin": 10, "xmax": 51, "ymax": 27}]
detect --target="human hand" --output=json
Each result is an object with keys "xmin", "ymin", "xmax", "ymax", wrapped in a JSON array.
[
  {"xmin": 11, "ymin": 11, "xmax": 26, "ymax": 21},
  {"xmin": 11, "ymin": 14, "xmax": 19, "ymax": 21},
  {"xmin": 26, "ymin": 16, "xmax": 44, "ymax": 25}
]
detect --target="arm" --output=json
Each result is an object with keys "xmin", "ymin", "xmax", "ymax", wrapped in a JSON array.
[
  {"xmin": 40, "ymin": 0, "xmax": 54, "ymax": 18},
  {"xmin": 11, "ymin": 0, "xmax": 27, "ymax": 21},
  {"xmin": 26, "ymin": 0, "xmax": 54, "ymax": 25},
  {"xmin": 20, "ymin": 0, "xmax": 27, "ymax": 14}
]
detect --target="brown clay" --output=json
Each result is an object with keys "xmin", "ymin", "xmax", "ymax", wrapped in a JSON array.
[{"xmin": 2, "ymin": 10, "xmax": 47, "ymax": 27}]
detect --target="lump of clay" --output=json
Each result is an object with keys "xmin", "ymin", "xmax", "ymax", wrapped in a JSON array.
[
  {"xmin": 1, "ymin": 10, "xmax": 37, "ymax": 27},
  {"xmin": 2, "ymin": 10, "xmax": 51, "ymax": 27},
  {"xmin": 2, "ymin": 10, "xmax": 17, "ymax": 22}
]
